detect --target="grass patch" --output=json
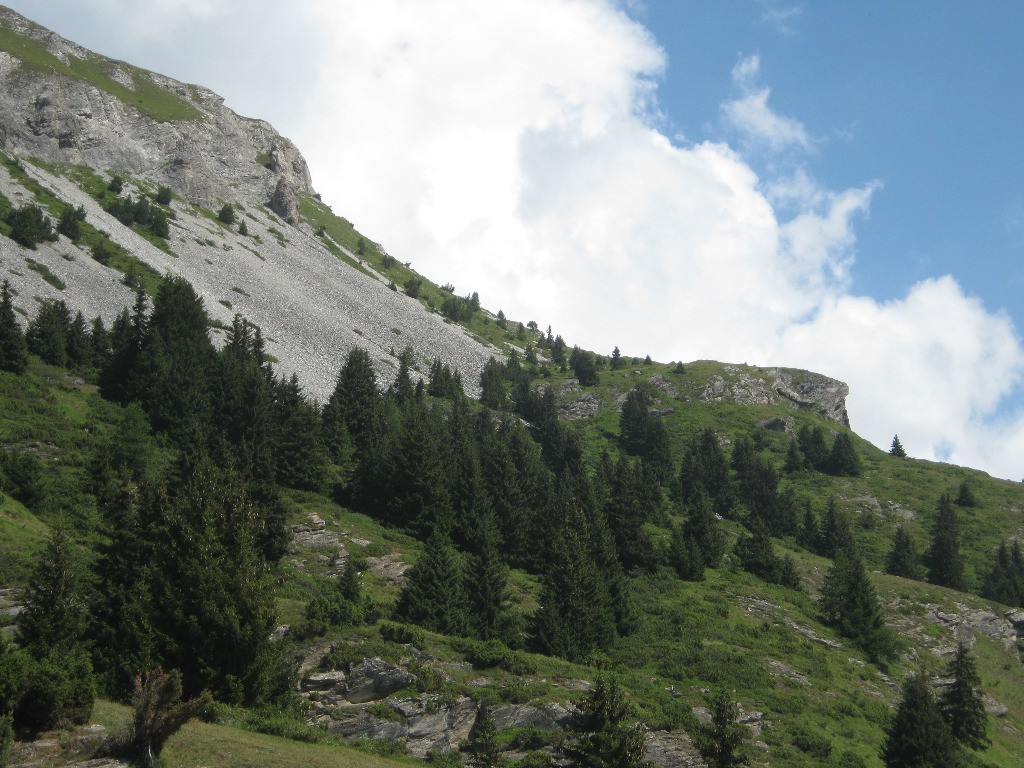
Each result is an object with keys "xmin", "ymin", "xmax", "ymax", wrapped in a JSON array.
[
  {"xmin": 24, "ymin": 257, "xmax": 65, "ymax": 289},
  {"xmin": 0, "ymin": 25, "xmax": 201, "ymax": 122}
]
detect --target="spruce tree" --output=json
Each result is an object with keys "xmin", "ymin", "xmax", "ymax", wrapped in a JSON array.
[
  {"xmin": 395, "ymin": 530, "xmax": 468, "ymax": 636},
  {"xmin": 0, "ymin": 280, "xmax": 28, "ymax": 374},
  {"xmin": 939, "ymin": 643, "xmax": 989, "ymax": 751},
  {"xmin": 881, "ymin": 672, "xmax": 962, "ymax": 768},
  {"xmin": 669, "ymin": 522, "xmax": 704, "ymax": 581},
  {"xmin": 465, "ymin": 703, "xmax": 501, "ymax": 768},
  {"xmin": 927, "ymin": 494, "xmax": 965, "ymax": 591},
  {"xmin": 465, "ymin": 512, "xmax": 517, "ymax": 644},
  {"xmin": 684, "ymin": 489, "xmax": 725, "ymax": 568},
  {"xmin": 885, "ymin": 524, "xmax": 922, "ymax": 580},
  {"xmin": 695, "ymin": 691, "xmax": 748, "ymax": 768},
  {"xmin": 819, "ymin": 549, "xmax": 897, "ymax": 662},
  {"xmin": 817, "ymin": 496, "xmax": 852, "ymax": 558},
  {"xmin": 565, "ymin": 677, "xmax": 647, "ymax": 768},
  {"xmin": 25, "ymin": 298, "xmax": 71, "ymax": 367},
  {"xmin": 824, "ymin": 432, "xmax": 861, "ymax": 476},
  {"xmin": 889, "ymin": 434, "xmax": 907, "ymax": 458},
  {"xmin": 17, "ymin": 530, "xmax": 89, "ymax": 659},
  {"xmin": 532, "ymin": 506, "xmax": 616, "ymax": 662},
  {"xmin": 954, "ymin": 480, "xmax": 976, "ymax": 508},
  {"xmin": 981, "ymin": 540, "xmax": 1024, "ymax": 607}
]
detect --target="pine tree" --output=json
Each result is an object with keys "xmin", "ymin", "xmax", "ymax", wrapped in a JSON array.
[
  {"xmin": 927, "ymin": 494, "xmax": 965, "ymax": 591},
  {"xmin": 889, "ymin": 434, "xmax": 907, "ymax": 458},
  {"xmin": 465, "ymin": 512, "xmax": 517, "ymax": 644},
  {"xmin": 881, "ymin": 672, "xmax": 962, "ymax": 768},
  {"xmin": 0, "ymin": 280, "xmax": 28, "ymax": 374},
  {"xmin": 885, "ymin": 525, "xmax": 922, "ymax": 580},
  {"xmin": 939, "ymin": 642, "xmax": 989, "ymax": 751},
  {"xmin": 695, "ymin": 691, "xmax": 748, "ymax": 768},
  {"xmin": 954, "ymin": 480, "xmax": 976, "ymax": 508},
  {"xmin": 565, "ymin": 677, "xmax": 647, "ymax": 768},
  {"xmin": 669, "ymin": 522, "xmax": 704, "ymax": 581}
]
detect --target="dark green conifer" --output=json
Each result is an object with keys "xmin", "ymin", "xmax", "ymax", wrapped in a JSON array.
[
  {"xmin": 939, "ymin": 642, "xmax": 989, "ymax": 751},
  {"xmin": 17, "ymin": 530, "xmax": 89, "ymax": 659},
  {"xmin": 565, "ymin": 677, "xmax": 647, "ymax": 768},
  {"xmin": 669, "ymin": 522, "xmax": 704, "ymax": 581},
  {"xmin": 695, "ymin": 691, "xmax": 748, "ymax": 768},
  {"xmin": 533, "ymin": 506, "xmax": 616, "ymax": 662},
  {"xmin": 981, "ymin": 540, "xmax": 1024, "ymax": 607},
  {"xmin": 783, "ymin": 438, "xmax": 804, "ymax": 473},
  {"xmin": 0, "ymin": 280, "xmax": 28, "ymax": 374},
  {"xmin": 885, "ymin": 525, "xmax": 922, "ymax": 579},
  {"xmin": 819, "ymin": 549, "xmax": 897, "ymax": 662},
  {"xmin": 954, "ymin": 480, "xmax": 976, "ymax": 508},
  {"xmin": 26, "ymin": 298, "xmax": 71, "ymax": 367},
  {"xmin": 889, "ymin": 434, "xmax": 907, "ymax": 458},
  {"xmin": 684, "ymin": 489, "xmax": 725, "ymax": 568},
  {"xmin": 797, "ymin": 424, "xmax": 829, "ymax": 471},
  {"xmin": 927, "ymin": 493, "xmax": 965, "ymax": 591},
  {"xmin": 465, "ymin": 703, "xmax": 501, "ymax": 768},
  {"xmin": 817, "ymin": 496, "xmax": 852, "ymax": 558},
  {"xmin": 395, "ymin": 530, "xmax": 468, "ymax": 636},
  {"xmin": 881, "ymin": 672, "xmax": 962, "ymax": 768},
  {"xmin": 465, "ymin": 512, "xmax": 517, "ymax": 644},
  {"xmin": 824, "ymin": 432, "xmax": 861, "ymax": 476}
]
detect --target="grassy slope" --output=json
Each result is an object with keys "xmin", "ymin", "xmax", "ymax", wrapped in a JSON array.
[{"xmin": 0, "ymin": 22, "xmax": 201, "ymax": 122}]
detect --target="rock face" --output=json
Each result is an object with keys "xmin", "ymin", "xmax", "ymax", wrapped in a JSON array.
[
  {"xmin": 0, "ymin": 8, "xmax": 312, "ymax": 212},
  {"xmin": 700, "ymin": 366, "xmax": 850, "ymax": 427}
]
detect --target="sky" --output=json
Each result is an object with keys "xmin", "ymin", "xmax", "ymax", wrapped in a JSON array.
[{"xmin": 6, "ymin": 0, "xmax": 1024, "ymax": 480}]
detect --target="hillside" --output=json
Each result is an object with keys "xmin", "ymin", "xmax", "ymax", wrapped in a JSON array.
[{"xmin": 2, "ymin": 7, "xmax": 1024, "ymax": 768}]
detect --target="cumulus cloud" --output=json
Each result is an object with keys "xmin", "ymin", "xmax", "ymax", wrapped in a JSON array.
[
  {"xmin": 297, "ymin": 0, "xmax": 1024, "ymax": 479},
  {"xmin": 721, "ymin": 54, "xmax": 813, "ymax": 152},
  {"xmin": 10, "ymin": 0, "xmax": 1024, "ymax": 478}
]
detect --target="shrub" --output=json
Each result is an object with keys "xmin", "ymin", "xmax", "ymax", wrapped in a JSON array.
[
  {"xmin": 790, "ymin": 722, "xmax": 832, "ymax": 758},
  {"xmin": 380, "ymin": 621, "xmax": 427, "ymax": 649},
  {"xmin": 217, "ymin": 204, "xmax": 236, "ymax": 224},
  {"xmin": 15, "ymin": 651, "xmax": 95, "ymax": 731},
  {"xmin": 155, "ymin": 186, "xmax": 173, "ymax": 205}
]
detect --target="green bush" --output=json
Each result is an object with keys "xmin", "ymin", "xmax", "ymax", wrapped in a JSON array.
[
  {"xmin": 790, "ymin": 722, "xmax": 832, "ymax": 758},
  {"xmin": 15, "ymin": 651, "xmax": 95, "ymax": 731},
  {"xmin": 380, "ymin": 621, "xmax": 427, "ymax": 649}
]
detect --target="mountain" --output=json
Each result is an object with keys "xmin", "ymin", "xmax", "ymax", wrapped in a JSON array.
[
  {"xmin": 3, "ymin": 7, "xmax": 1024, "ymax": 768},
  {"xmin": 0, "ymin": 5, "xmax": 497, "ymax": 401}
]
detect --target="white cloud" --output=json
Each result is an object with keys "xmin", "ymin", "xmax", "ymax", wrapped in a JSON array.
[
  {"xmin": 721, "ymin": 54, "xmax": 813, "ymax": 152},
  {"xmin": 10, "ymin": 0, "xmax": 1024, "ymax": 479},
  {"xmin": 296, "ymin": 0, "xmax": 1024, "ymax": 479}
]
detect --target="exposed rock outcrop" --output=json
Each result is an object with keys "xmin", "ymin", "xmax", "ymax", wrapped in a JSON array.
[{"xmin": 700, "ymin": 366, "xmax": 850, "ymax": 426}]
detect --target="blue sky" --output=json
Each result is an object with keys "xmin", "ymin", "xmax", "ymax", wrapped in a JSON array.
[
  {"xmin": 640, "ymin": 1, "xmax": 1024, "ymax": 314},
  {"xmin": 5, "ymin": 0, "xmax": 1024, "ymax": 479}
]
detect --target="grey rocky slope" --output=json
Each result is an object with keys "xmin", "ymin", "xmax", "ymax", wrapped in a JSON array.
[{"xmin": 0, "ymin": 5, "xmax": 498, "ymax": 398}]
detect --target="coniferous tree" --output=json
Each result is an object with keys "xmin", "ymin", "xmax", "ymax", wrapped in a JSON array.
[
  {"xmin": 824, "ymin": 432, "xmax": 861, "ymax": 476},
  {"xmin": 954, "ymin": 480, "xmax": 976, "ymax": 508},
  {"xmin": 564, "ymin": 677, "xmax": 647, "ymax": 768},
  {"xmin": 395, "ymin": 530, "xmax": 468, "ymax": 636},
  {"xmin": 881, "ymin": 672, "xmax": 962, "ymax": 768},
  {"xmin": 889, "ymin": 434, "xmax": 907, "ymax": 458},
  {"xmin": 797, "ymin": 424, "xmax": 829, "ymax": 471},
  {"xmin": 927, "ymin": 494, "xmax": 965, "ymax": 591},
  {"xmin": 695, "ymin": 691, "xmax": 748, "ymax": 768},
  {"xmin": 465, "ymin": 512, "xmax": 518, "ymax": 645},
  {"xmin": 465, "ymin": 703, "xmax": 501, "ymax": 768},
  {"xmin": 817, "ymin": 496, "xmax": 852, "ymax": 558},
  {"xmin": 677, "ymin": 427, "xmax": 733, "ymax": 517},
  {"xmin": 669, "ymin": 522, "xmax": 705, "ymax": 581},
  {"xmin": 0, "ymin": 280, "xmax": 28, "ymax": 374},
  {"xmin": 939, "ymin": 642, "xmax": 989, "ymax": 751},
  {"xmin": 981, "ymin": 540, "xmax": 1024, "ymax": 607},
  {"xmin": 819, "ymin": 549, "xmax": 897, "ymax": 662},
  {"xmin": 26, "ymin": 298, "xmax": 71, "ymax": 367},
  {"xmin": 569, "ymin": 346, "xmax": 599, "ymax": 385},
  {"xmin": 388, "ymin": 398, "xmax": 451, "ymax": 535},
  {"xmin": 533, "ymin": 506, "xmax": 616, "ymax": 662},
  {"xmin": 795, "ymin": 499, "xmax": 819, "ymax": 551},
  {"xmin": 683, "ymin": 489, "xmax": 725, "ymax": 568},
  {"xmin": 885, "ymin": 525, "xmax": 922, "ymax": 580},
  {"xmin": 17, "ymin": 530, "xmax": 89, "ymax": 659},
  {"xmin": 783, "ymin": 438, "xmax": 804, "ymax": 473}
]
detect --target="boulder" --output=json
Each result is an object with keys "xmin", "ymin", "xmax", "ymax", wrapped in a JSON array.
[{"xmin": 344, "ymin": 658, "xmax": 418, "ymax": 703}]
